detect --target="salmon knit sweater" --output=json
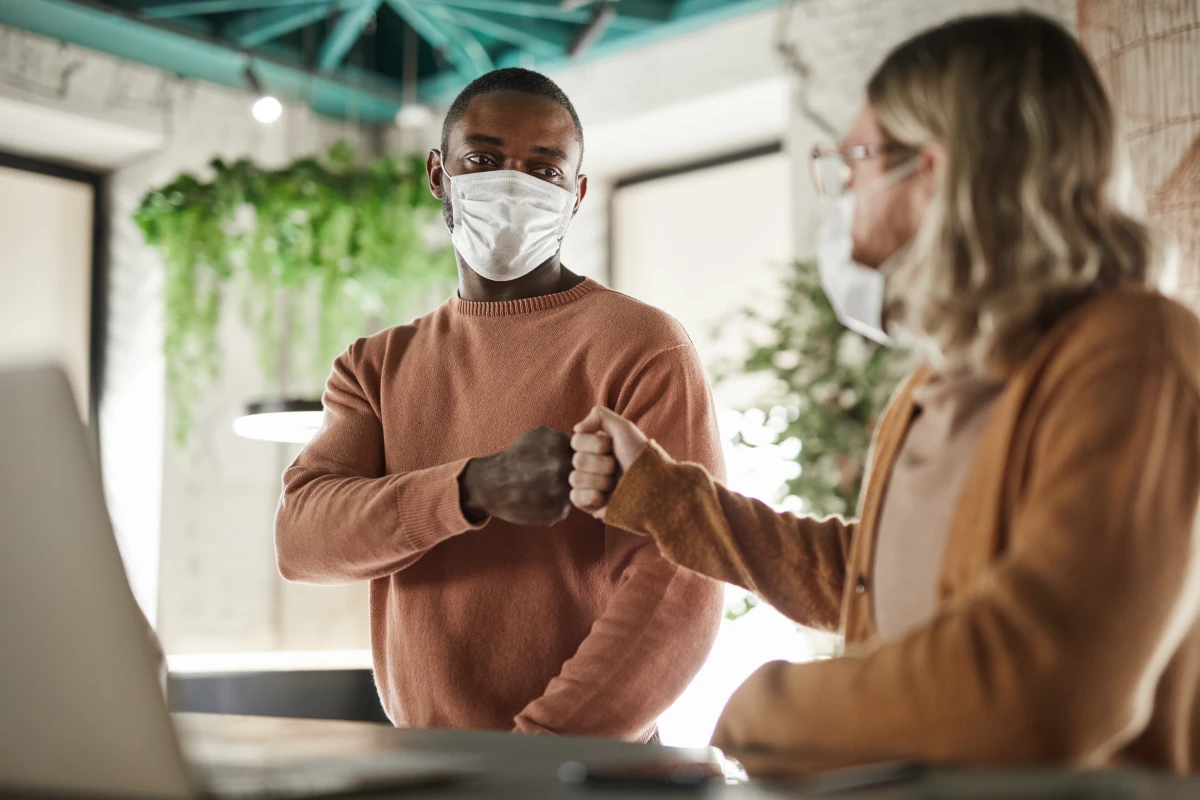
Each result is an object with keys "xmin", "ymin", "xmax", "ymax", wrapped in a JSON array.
[{"xmin": 274, "ymin": 278, "xmax": 725, "ymax": 740}]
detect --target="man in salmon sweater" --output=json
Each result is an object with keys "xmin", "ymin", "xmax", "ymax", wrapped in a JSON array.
[{"xmin": 274, "ymin": 68, "xmax": 725, "ymax": 741}]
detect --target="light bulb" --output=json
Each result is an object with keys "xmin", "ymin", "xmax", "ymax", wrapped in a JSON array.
[
  {"xmin": 395, "ymin": 103, "xmax": 434, "ymax": 131},
  {"xmin": 252, "ymin": 95, "xmax": 282, "ymax": 124}
]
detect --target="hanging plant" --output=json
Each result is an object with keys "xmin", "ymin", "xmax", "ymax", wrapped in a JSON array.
[{"xmin": 135, "ymin": 141, "xmax": 456, "ymax": 446}]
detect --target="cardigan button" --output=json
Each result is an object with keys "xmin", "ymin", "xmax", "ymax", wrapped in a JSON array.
[{"xmin": 855, "ymin": 574, "xmax": 868, "ymax": 594}]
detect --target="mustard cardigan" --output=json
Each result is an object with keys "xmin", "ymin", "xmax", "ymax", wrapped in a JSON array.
[{"xmin": 606, "ymin": 288, "xmax": 1200, "ymax": 778}]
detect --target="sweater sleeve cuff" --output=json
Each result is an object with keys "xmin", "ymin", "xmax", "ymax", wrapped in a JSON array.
[
  {"xmin": 512, "ymin": 716, "xmax": 555, "ymax": 736},
  {"xmin": 395, "ymin": 458, "xmax": 489, "ymax": 552},
  {"xmin": 604, "ymin": 440, "xmax": 677, "ymax": 536}
]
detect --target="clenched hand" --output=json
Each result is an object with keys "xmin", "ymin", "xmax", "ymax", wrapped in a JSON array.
[
  {"xmin": 569, "ymin": 406, "xmax": 649, "ymax": 520},
  {"xmin": 460, "ymin": 427, "xmax": 574, "ymax": 526}
]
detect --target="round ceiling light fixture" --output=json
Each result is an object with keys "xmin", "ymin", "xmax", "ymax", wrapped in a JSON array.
[
  {"xmin": 252, "ymin": 95, "xmax": 283, "ymax": 124},
  {"xmin": 233, "ymin": 399, "xmax": 323, "ymax": 444},
  {"xmin": 395, "ymin": 103, "xmax": 435, "ymax": 131},
  {"xmin": 244, "ymin": 65, "xmax": 282, "ymax": 125}
]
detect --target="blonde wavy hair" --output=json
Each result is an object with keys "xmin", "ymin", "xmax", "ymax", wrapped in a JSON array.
[{"xmin": 871, "ymin": 12, "xmax": 1167, "ymax": 374}]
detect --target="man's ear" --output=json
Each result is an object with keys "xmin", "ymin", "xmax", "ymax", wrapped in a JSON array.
[
  {"xmin": 428, "ymin": 149, "xmax": 446, "ymax": 200},
  {"xmin": 572, "ymin": 174, "xmax": 589, "ymax": 216}
]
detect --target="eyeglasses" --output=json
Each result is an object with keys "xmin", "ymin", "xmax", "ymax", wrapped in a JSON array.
[{"xmin": 809, "ymin": 142, "xmax": 911, "ymax": 198}]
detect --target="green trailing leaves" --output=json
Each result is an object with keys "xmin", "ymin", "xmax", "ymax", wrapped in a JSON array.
[
  {"xmin": 135, "ymin": 141, "xmax": 456, "ymax": 447},
  {"xmin": 719, "ymin": 260, "xmax": 913, "ymax": 626}
]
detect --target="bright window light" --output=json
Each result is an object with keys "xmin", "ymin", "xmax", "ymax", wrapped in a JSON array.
[
  {"xmin": 167, "ymin": 649, "xmax": 373, "ymax": 673},
  {"xmin": 657, "ymin": 408, "xmax": 841, "ymax": 747}
]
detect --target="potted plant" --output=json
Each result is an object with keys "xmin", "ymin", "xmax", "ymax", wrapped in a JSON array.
[{"xmin": 719, "ymin": 259, "xmax": 914, "ymax": 624}]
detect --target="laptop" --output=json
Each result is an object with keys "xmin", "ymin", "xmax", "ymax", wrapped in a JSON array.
[{"xmin": 0, "ymin": 365, "xmax": 478, "ymax": 798}]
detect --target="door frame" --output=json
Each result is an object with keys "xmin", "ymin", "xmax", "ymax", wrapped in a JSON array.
[{"xmin": 0, "ymin": 150, "xmax": 108, "ymax": 450}]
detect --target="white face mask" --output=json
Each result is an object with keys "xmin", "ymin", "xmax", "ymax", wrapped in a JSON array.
[
  {"xmin": 448, "ymin": 170, "xmax": 577, "ymax": 282},
  {"xmin": 816, "ymin": 159, "xmax": 917, "ymax": 345}
]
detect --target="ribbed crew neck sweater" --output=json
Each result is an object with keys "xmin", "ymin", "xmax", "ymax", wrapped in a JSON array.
[{"xmin": 274, "ymin": 278, "xmax": 725, "ymax": 741}]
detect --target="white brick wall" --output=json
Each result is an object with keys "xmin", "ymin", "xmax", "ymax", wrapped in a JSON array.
[
  {"xmin": 114, "ymin": 88, "xmax": 374, "ymax": 653},
  {"xmin": 0, "ymin": 26, "xmax": 374, "ymax": 651},
  {"xmin": 557, "ymin": 0, "xmax": 1076, "ymax": 279}
]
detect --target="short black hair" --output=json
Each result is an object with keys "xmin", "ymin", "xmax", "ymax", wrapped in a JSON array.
[{"xmin": 440, "ymin": 68, "xmax": 584, "ymax": 158}]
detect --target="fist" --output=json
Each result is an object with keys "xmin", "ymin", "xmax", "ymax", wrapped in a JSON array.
[
  {"xmin": 569, "ymin": 407, "xmax": 649, "ymax": 520},
  {"xmin": 461, "ymin": 427, "xmax": 574, "ymax": 526}
]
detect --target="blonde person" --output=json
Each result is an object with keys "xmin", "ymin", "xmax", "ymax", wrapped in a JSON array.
[{"xmin": 569, "ymin": 12, "xmax": 1200, "ymax": 778}]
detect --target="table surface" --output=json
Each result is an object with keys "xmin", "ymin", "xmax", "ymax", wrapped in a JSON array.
[{"xmin": 174, "ymin": 713, "xmax": 1200, "ymax": 799}]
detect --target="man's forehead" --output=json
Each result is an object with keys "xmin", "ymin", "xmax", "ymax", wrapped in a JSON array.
[{"xmin": 448, "ymin": 92, "xmax": 581, "ymax": 156}]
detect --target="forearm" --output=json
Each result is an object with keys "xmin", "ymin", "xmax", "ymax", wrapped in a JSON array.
[
  {"xmin": 606, "ymin": 442, "xmax": 853, "ymax": 630},
  {"xmin": 274, "ymin": 458, "xmax": 483, "ymax": 583},
  {"xmin": 715, "ymin": 564, "xmax": 1187, "ymax": 773},
  {"xmin": 514, "ymin": 545, "xmax": 723, "ymax": 740}
]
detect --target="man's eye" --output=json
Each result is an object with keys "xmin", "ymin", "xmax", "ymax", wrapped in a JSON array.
[
  {"xmin": 532, "ymin": 167, "xmax": 561, "ymax": 178},
  {"xmin": 467, "ymin": 155, "xmax": 496, "ymax": 166}
]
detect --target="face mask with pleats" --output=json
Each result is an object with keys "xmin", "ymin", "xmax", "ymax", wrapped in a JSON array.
[
  {"xmin": 816, "ymin": 159, "xmax": 918, "ymax": 345},
  {"xmin": 448, "ymin": 170, "xmax": 578, "ymax": 282}
]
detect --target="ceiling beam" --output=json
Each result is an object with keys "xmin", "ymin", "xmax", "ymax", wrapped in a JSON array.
[
  {"xmin": 135, "ymin": 0, "xmax": 324, "ymax": 19},
  {"xmin": 430, "ymin": 0, "xmax": 652, "ymax": 31},
  {"xmin": 0, "ymin": 0, "xmax": 405, "ymax": 120},
  {"xmin": 419, "ymin": 4, "xmax": 495, "ymax": 73},
  {"xmin": 668, "ymin": 0, "xmax": 737, "ymax": 18},
  {"xmin": 384, "ymin": 0, "xmax": 491, "ymax": 79},
  {"xmin": 224, "ymin": 0, "xmax": 349, "ymax": 47},
  {"xmin": 430, "ymin": 6, "xmax": 565, "ymax": 57},
  {"xmin": 420, "ymin": 0, "xmax": 791, "ymax": 100},
  {"xmin": 316, "ymin": 0, "xmax": 380, "ymax": 70},
  {"xmin": 605, "ymin": 0, "xmax": 672, "ymax": 23},
  {"xmin": 569, "ymin": 1, "xmax": 615, "ymax": 56}
]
